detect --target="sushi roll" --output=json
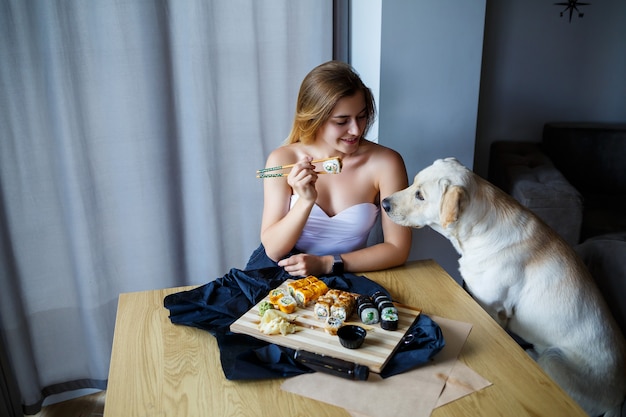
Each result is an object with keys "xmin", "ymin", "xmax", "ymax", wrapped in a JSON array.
[
  {"xmin": 285, "ymin": 276, "xmax": 328, "ymax": 306},
  {"xmin": 380, "ymin": 306, "xmax": 398, "ymax": 317},
  {"xmin": 356, "ymin": 301, "xmax": 370, "ymax": 316},
  {"xmin": 372, "ymin": 291, "xmax": 391, "ymax": 308},
  {"xmin": 324, "ymin": 316, "xmax": 343, "ymax": 335},
  {"xmin": 380, "ymin": 310, "xmax": 399, "ymax": 331},
  {"xmin": 338, "ymin": 293, "xmax": 355, "ymax": 303},
  {"xmin": 378, "ymin": 300, "xmax": 398, "ymax": 316},
  {"xmin": 356, "ymin": 295, "xmax": 378, "ymax": 325},
  {"xmin": 269, "ymin": 288, "xmax": 288, "ymax": 305},
  {"xmin": 371, "ymin": 290, "xmax": 400, "ymax": 329},
  {"xmin": 309, "ymin": 280, "xmax": 329, "ymax": 297},
  {"xmin": 287, "ymin": 280, "xmax": 306, "ymax": 297},
  {"xmin": 322, "ymin": 157, "xmax": 342, "ymax": 174},
  {"xmin": 278, "ymin": 295, "xmax": 297, "ymax": 314},
  {"xmin": 371, "ymin": 290, "xmax": 386, "ymax": 300},
  {"xmin": 342, "ymin": 292, "xmax": 357, "ymax": 307},
  {"xmin": 356, "ymin": 294, "xmax": 371, "ymax": 306},
  {"xmin": 331, "ymin": 303, "xmax": 350, "ymax": 322},
  {"xmin": 303, "ymin": 276, "xmax": 317, "ymax": 285},
  {"xmin": 359, "ymin": 305, "xmax": 379, "ymax": 325},
  {"xmin": 325, "ymin": 289, "xmax": 343, "ymax": 300},
  {"xmin": 294, "ymin": 287, "xmax": 316, "ymax": 306},
  {"xmin": 314, "ymin": 298, "xmax": 331, "ymax": 320}
]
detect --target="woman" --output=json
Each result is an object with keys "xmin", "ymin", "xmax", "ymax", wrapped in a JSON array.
[{"xmin": 260, "ymin": 61, "xmax": 411, "ymax": 277}]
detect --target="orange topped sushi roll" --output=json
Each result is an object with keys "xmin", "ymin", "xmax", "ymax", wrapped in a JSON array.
[
  {"xmin": 269, "ymin": 288, "xmax": 289, "ymax": 305},
  {"xmin": 278, "ymin": 295, "xmax": 297, "ymax": 314}
]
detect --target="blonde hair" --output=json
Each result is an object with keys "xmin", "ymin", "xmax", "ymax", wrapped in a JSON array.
[{"xmin": 285, "ymin": 61, "xmax": 376, "ymax": 145}]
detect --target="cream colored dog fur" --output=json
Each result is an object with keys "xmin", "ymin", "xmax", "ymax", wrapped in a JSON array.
[{"xmin": 382, "ymin": 157, "xmax": 626, "ymax": 416}]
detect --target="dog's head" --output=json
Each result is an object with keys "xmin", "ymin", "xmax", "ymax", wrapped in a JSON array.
[{"xmin": 382, "ymin": 157, "xmax": 471, "ymax": 230}]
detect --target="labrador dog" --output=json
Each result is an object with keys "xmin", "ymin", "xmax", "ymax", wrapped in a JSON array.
[{"xmin": 382, "ymin": 157, "xmax": 626, "ymax": 417}]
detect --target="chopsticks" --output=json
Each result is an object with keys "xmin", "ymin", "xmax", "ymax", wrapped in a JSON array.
[{"xmin": 256, "ymin": 157, "xmax": 341, "ymax": 178}]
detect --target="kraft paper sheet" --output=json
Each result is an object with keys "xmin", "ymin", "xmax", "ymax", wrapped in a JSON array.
[{"xmin": 280, "ymin": 316, "xmax": 491, "ymax": 417}]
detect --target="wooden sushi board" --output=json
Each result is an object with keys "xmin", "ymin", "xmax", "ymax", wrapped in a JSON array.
[{"xmin": 229, "ymin": 280, "xmax": 421, "ymax": 374}]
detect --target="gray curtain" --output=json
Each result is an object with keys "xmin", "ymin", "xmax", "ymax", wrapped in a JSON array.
[{"xmin": 0, "ymin": 0, "xmax": 332, "ymax": 414}]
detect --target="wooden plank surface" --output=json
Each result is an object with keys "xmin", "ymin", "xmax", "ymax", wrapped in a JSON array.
[
  {"xmin": 230, "ymin": 280, "xmax": 421, "ymax": 373},
  {"xmin": 105, "ymin": 285, "xmax": 350, "ymax": 417}
]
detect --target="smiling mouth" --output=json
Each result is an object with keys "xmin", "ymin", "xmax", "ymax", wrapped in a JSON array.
[{"xmin": 341, "ymin": 137, "xmax": 359, "ymax": 145}]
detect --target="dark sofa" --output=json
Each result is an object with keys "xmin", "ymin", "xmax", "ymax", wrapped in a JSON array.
[
  {"xmin": 489, "ymin": 122, "xmax": 626, "ymax": 246},
  {"xmin": 488, "ymin": 122, "xmax": 626, "ymax": 342}
]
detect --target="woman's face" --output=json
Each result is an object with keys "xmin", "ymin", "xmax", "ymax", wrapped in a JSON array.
[{"xmin": 315, "ymin": 91, "xmax": 368, "ymax": 155}]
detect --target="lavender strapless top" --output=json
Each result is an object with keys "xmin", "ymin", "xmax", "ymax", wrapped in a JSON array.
[{"xmin": 290, "ymin": 195, "xmax": 380, "ymax": 256}]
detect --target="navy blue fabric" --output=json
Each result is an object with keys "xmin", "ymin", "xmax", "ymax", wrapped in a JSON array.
[
  {"xmin": 164, "ymin": 245, "xmax": 445, "ymax": 380},
  {"xmin": 380, "ymin": 313, "xmax": 445, "ymax": 378}
]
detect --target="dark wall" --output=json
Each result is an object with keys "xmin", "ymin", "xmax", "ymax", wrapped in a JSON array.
[{"xmin": 475, "ymin": 0, "xmax": 626, "ymax": 177}]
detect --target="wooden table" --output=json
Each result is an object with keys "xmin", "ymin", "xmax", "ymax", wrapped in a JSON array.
[{"xmin": 104, "ymin": 260, "xmax": 586, "ymax": 417}]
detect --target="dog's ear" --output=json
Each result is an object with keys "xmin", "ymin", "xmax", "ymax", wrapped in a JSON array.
[{"xmin": 440, "ymin": 185, "xmax": 466, "ymax": 228}]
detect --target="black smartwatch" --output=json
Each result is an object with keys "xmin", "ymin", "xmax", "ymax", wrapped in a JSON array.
[{"xmin": 331, "ymin": 254, "xmax": 344, "ymax": 275}]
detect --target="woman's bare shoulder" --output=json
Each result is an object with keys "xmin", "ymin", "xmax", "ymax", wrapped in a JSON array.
[
  {"xmin": 360, "ymin": 141, "xmax": 408, "ymax": 192},
  {"xmin": 265, "ymin": 143, "xmax": 305, "ymax": 167},
  {"xmin": 360, "ymin": 140, "xmax": 405, "ymax": 168}
]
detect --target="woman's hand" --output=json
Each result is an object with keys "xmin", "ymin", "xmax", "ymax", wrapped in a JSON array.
[
  {"xmin": 278, "ymin": 253, "xmax": 332, "ymax": 277},
  {"xmin": 287, "ymin": 157, "xmax": 318, "ymax": 202}
]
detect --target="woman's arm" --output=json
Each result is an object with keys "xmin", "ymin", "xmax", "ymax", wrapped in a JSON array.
[{"xmin": 260, "ymin": 150, "xmax": 317, "ymax": 261}]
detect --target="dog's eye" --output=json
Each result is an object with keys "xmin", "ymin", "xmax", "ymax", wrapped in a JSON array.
[{"xmin": 415, "ymin": 190, "xmax": 424, "ymax": 201}]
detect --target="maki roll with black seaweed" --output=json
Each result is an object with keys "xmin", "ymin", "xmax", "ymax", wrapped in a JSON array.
[
  {"xmin": 371, "ymin": 291, "xmax": 389, "ymax": 307},
  {"xmin": 357, "ymin": 295, "xmax": 379, "ymax": 325},
  {"xmin": 378, "ymin": 300, "xmax": 398, "ymax": 316},
  {"xmin": 371, "ymin": 290, "xmax": 399, "ymax": 330},
  {"xmin": 380, "ymin": 310, "xmax": 399, "ymax": 331}
]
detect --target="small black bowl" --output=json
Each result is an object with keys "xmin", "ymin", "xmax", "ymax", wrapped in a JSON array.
[{"xmin": 337, "ymin": 325, "xmax": 367, "ymax": 349}]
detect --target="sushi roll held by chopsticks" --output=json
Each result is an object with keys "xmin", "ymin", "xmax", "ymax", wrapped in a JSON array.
[{"xmin": 256, "ymin": 157, "xmax": 342, "ymax": 178}]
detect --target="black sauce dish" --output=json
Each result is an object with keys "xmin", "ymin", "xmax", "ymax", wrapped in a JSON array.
[{"xmin": 337, "ymin": 325, "xmax": 367, "ymax": 349}]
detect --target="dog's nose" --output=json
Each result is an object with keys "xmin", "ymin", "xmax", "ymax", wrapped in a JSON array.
[{"xmin": 381, "ymin": 198, "xmax": 391, "ymax": 213}]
